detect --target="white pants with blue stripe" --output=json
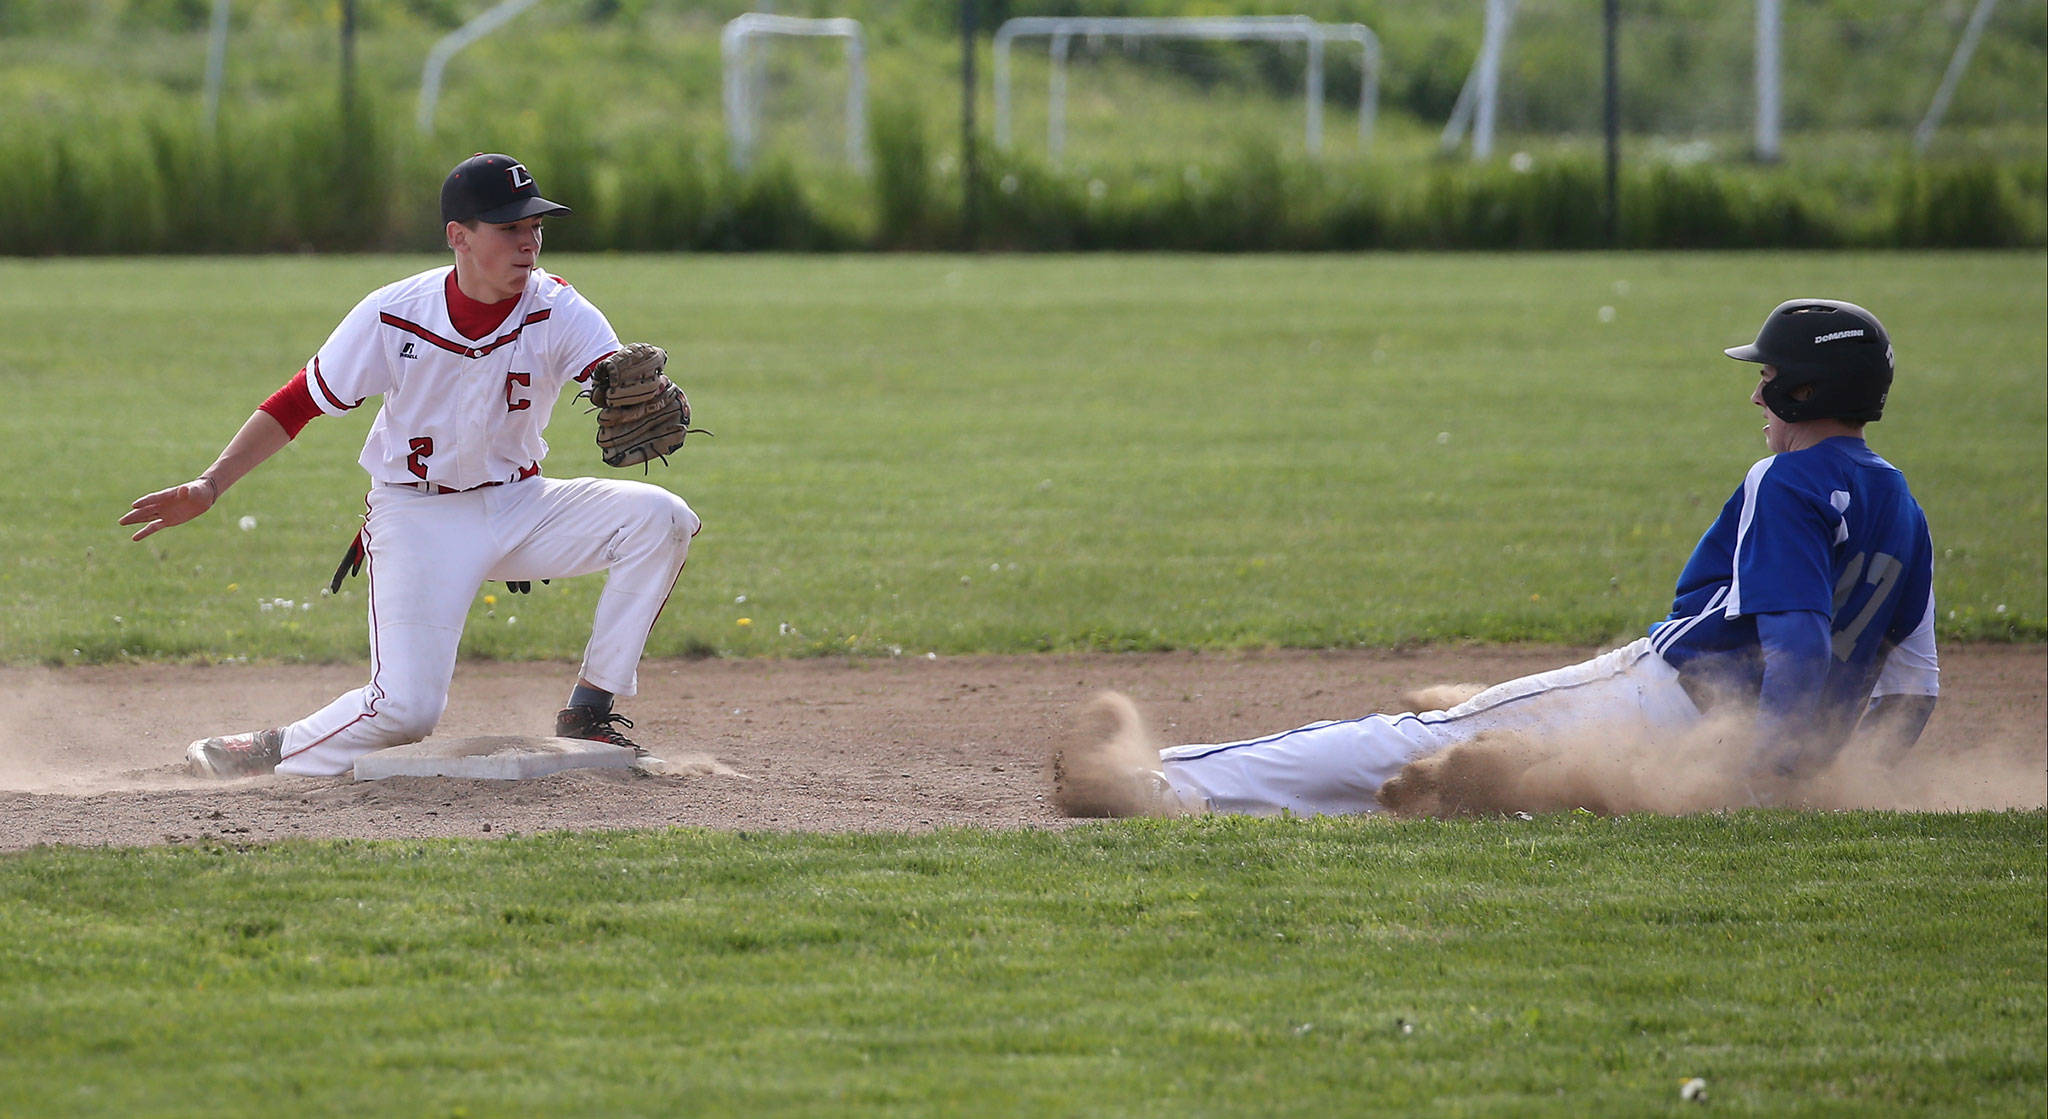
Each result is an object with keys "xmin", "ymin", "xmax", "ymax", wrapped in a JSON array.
[{"xmin": 1158, "ymin": 638, "xmax": 1703, "ymax": 816}]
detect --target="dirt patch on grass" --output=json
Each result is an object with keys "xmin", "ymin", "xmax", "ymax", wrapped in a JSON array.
[{"xmin": 1, "ymin": 644, "xmax": 2040, "ymax": 850}]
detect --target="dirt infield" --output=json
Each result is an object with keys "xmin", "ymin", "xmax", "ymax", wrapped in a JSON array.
[{"xmin": 2, "ymin": 644, "xmax": 2042, "ymax": 851}]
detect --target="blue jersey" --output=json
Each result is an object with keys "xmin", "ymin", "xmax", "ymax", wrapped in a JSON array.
[{"xmin": 1649, "ymin": 437, "xmax": 1938, "ymax": 739}]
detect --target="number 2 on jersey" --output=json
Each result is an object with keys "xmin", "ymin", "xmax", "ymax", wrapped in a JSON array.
[{"xmin": 406, "ymin": 436, "xmax": 434, "ymax": 479}]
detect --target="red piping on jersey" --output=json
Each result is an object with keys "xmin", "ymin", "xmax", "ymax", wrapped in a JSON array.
[
  {"xmin": 309, "ymin": 356, "xmax": 364, "ymax": 412},
  {"xmin": 575, "ymin": 350, "xmax": 615, "ymax": 385},
  {"xmin": 380, "ymin": 310, "xmax": 551, "ymax": 360}
]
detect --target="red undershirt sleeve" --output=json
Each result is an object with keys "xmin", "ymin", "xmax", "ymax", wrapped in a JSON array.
[{"xmin": 258, "ymin": 369, "xmax": 322, "ymax": 438}]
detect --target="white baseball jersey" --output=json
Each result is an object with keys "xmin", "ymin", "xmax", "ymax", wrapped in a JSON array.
[
  {"xmin": 265, "ymin": 264, "xmax": 701, "ymax": 777},
  {"xmin": 306, "ymin": 266, "xmax": 618, "ymax": 488}
]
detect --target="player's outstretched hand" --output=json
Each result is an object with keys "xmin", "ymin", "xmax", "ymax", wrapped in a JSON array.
[{"xmin": 120, "ymin": 479, "xmax": 217, "ymax": 541}]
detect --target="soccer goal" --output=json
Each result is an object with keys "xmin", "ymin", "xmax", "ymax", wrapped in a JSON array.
[
  {"xmin": 721, "ymin": 13, "xmax": 869, "ymax": 174},
  {"xmin": 1436, "ymin": 0, "xmax": 2019, "ymax": 161},
  {"xmin": 991, "ymin": 16, "xmax": 1381, "ymax": 164},
  {"xmin": 415, "ymin": 0, "xmax": 549, "ymax": 134}
]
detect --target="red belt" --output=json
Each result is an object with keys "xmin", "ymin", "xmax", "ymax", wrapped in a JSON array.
[{"xmin": 395, "ymin": 462, "xmax": 539, "ymax": 495}]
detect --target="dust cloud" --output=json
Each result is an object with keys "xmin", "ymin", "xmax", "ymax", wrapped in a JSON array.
[{"xmin": 1375, "ymin": 699, "xmax": 2047, "ymax": 818}]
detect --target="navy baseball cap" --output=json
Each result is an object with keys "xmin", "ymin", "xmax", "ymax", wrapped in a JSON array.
[{"xmin": 440, "ymin": 153, "xmax": 572, "ymax": 225}]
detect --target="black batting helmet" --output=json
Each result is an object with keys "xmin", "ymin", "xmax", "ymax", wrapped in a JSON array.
[{"xmin": 1725, "ymin": 299, "xmax": 1894, "ymax": 423}]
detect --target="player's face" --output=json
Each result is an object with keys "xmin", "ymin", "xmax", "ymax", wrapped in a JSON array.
[
  {"xmin": 1753, "ymin": 366, "xmax": 1797, "ymax": 453},
  {"xmin": 451, "ymin": 216, "xmax": 545, "ymax": 302}
]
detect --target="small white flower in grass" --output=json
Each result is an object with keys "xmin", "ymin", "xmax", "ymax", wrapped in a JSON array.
[
  {"xmin": 734, "ymin": 594, "xmax": 747, "ymax": 604},
  {"xmin": 1598, "ymin": 305, "xmax": 1617, "ymax": 323},
  {"xmin": 506, "ymin": 616, "xmax": 517, "ymax": 625},
  {"xmin": 1436, "ymin": 431, "xmax": 1450, "ymax": 445},
  {"xmin": 1508, "ymin": 151, "xmax": 1533, "ymax": 173},
  {"xmin": 238, "ymin": 516, "xmax": 257, "ymax": 531},
  {"xmin": 1679, "ymin": 1078, "xmax": 1707, "ymax": 1102}
]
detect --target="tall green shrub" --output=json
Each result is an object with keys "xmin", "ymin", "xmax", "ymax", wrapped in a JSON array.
[
  {"xmin": 1892, "ymin": 161, "xmax": 2030, "ymax": 248},
  {"xmin": 870, "ymin": 98, "xmax": 951, "ymax": 249},
  {"xmin": 0, "ymin": 97, "xmax": 2041, "ymax": 254}
]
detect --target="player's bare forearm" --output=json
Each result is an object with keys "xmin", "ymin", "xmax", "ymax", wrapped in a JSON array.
[{"xmin": 120, "ymin": 410, "xmax": 291, "ymax": 541}]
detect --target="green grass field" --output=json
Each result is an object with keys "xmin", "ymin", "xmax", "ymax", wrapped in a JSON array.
[
  {"xmin": 1, "ymin": 252, "xmax": 2041, "ymax": 665},
  {"xmin": 1, "ymin": 813, "xmax": 2042, "ymax": 1117},
  {"xmin": 2, "ymin": 253, "xmax": 2042, "ymax": 1116}
]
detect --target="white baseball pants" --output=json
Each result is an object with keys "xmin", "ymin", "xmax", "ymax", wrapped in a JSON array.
[
  {"xmin": 1158, "ymin": 638, "xmax": 1703, "ymax": 816},
  {"xmin": 276, "ymin": 475, "xmax": 699, "ymax": 777}
]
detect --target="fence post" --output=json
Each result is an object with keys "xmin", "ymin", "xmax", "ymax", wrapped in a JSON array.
[
  {"xmin": 203, "ymin": 0, "xmax": 230, "ymax": 134},
  {"xmin": 1754, "ymin": 0, "xmax": 1782, "ymax": 161},
  {"xmin": 962, "ymin": 0, "xmax": 979, "ymax": 249},
  {"xmin": 1603, "ymin": 0, "xmax": 1620, "ymax": 245}
]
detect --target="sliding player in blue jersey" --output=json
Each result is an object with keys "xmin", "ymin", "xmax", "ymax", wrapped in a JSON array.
[{"xmin": 1055, "ymin": 298, "xmax": 1937, "ymax": 817}]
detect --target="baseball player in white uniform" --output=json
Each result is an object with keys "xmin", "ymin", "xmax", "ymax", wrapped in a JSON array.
[
  {"xmin": 1055, "ymin": 298, "xmax": 1938, "ymax": 817},
  {"xmin": 122, "ymin": 153, "xmax": 701, "ymax": 778}
]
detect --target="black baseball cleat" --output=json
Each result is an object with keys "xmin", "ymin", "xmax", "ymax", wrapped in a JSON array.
[
  {"xmin": 555, "ymin": 706, "xmax": 647, "ymax": 756},
  {"xmin": 185, "ymin": 728, "xmax": 284, "ymax": 778}
]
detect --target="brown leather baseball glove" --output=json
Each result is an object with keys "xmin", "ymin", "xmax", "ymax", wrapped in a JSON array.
[{"xmin": 587, "ymin": 343, "xmax": 702, "ymax": 468}]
